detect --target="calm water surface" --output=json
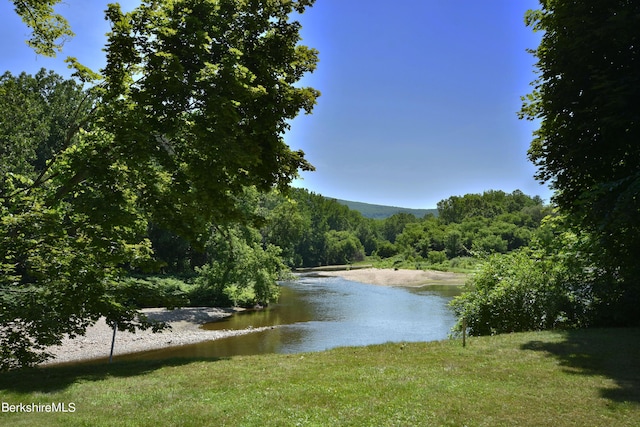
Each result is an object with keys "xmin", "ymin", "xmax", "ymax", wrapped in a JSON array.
[{"xmin": 112, "ymin": 275, "xmax": 462, "ymax": 362}]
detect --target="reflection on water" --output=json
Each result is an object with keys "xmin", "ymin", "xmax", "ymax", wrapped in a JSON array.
[{"xmin": 111, "ymin": 276, "xmax": 463, "ymax": 362}]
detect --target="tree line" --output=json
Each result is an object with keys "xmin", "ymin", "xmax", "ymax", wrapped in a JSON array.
[{"xmin": 143, "ymin": 187, "xmax": 550, "ymax": 304}]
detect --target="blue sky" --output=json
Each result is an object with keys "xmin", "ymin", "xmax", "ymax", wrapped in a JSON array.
[{"xmin": 1, "ymin": 0, "xmax": 551, "ymax": 208}]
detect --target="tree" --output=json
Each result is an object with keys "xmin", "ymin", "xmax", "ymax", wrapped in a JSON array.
[
  {"xmin": 324, "ymin": 230, "xmax": 364, "ymax": 265},
  {"xmin": 1, "ymin": 128, "xmax": 158, "ymax": 370},
  {"xmin": 437, "ymin": 190, "xmax": 541, "ymax": 224},
  {"xmin": 262, "ymin": 194, "xmax": 309, "ymax": 267},
  {"xmin": 10, "ymin": 0, "xmax": 74, "ymax": 57},
  {"xmin": 444, "ymin": 228, "xmax": 465, "ymax": 259},
  {"xmin": 381, "ymin": 212, "xmax": 418, "ymax": 243},
  {"xmin": 1, "ymin": 0, "xmax": 319, "ymax": 369},
  {"xmin": 193, "ymin": 223, "xmax": 286, "ymax": 307},
  {"xmin": 521, "ymin": 1, "xmax": 640, "ymax": 323},
  {"xmin": 395, "ymin": 222, "xmax": 431, "ymax": 258},
  {"xmin": 0, "ymin": 69, "xmax": 96, "ymax": 184}
]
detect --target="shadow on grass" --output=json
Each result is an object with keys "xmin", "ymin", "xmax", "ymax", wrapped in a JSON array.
[
  {"xmin": 0, "ymin": 355, "xmax": 228, "ymax": 394},
  {"xmin": 521, "ymin": 328, "xmax": 640, "ymax": 403}
]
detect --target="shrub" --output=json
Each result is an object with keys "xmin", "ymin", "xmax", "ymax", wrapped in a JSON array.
[
  {"xmin": 375, "ymin": 240, "xmax": 398, "ymax": 258},
  {"xmin": 427, "ymin": 250, "xmax": 447, "ymax": 265},
  {"xmin": 450, "ymin": 250, "xmax": 580, "ymax": 336}
]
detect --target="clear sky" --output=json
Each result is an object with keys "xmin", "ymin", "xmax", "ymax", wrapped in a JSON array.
[{"xmin": 1, "ymin": 0, "xmax": 551, "ymax": 209}]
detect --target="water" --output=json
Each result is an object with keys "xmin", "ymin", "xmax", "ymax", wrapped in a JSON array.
[{"xmin": 112, "ymin": 275, "xmax": 462, "ymax": 362}]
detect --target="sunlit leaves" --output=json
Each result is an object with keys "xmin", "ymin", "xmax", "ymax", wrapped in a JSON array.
[
  {"xmin": 11, "ymin": 0, "xmax": 74, "ymax": 57},
  {"xmin": 2, "ymin": 0, "xmax": 320, "ymax": 368},
  {"xmin": 99, "ymin": 0, "xmax": 319, "ymax": 237}
]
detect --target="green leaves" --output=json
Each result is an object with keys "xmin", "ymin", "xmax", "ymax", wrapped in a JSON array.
[
  {"xmin": 3, "ymin": 0, "xmax": 320, "ymax": 368},
  {"xmin": 520, "ymin": 1, "xmax": 640, "ymax": 325},
  {"xmin": 521, "ymin": 1, "xmax": 640, "ymax": 218},
  {"xmin": 194, "ymin": 223, "xmax": 285, "ymax": 307},
  {"xmin": 450, "ymin": 249, "xmax": 574, "ymax": 336},
  {"xmin": 99, "ymin": 0, "xmax": 319, "ymax": 235},
  {"xmin": 11, "ymin": 0, "xmax": 74, "ymax": 57}
]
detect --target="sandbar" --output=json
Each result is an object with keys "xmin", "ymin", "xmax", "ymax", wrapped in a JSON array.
[{"xmin": 316, "ymin": 267, "xmax": 467, "ymax": 287}]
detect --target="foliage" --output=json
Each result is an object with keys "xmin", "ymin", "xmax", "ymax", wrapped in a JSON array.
[
  {"xmin": 521, "ymin": 0, "xmax": 640, "ymax": 325},
  {"xmin": 255, "ymin": 188, "xmax": 547, "ymax": 269},
  {"xmin": 193, "ymin": 224, "xmax": 285, "ymax": 307},
  {"xmin": 437, "ymin": 189, "xmax": 543, "ymax": 224},
  {"xmin": 374, "ymin": 239, "xmax": 398, "ymax": 258},
  {"xmin": 323, "ymin": 230, "xmax": 365, "ymax": 265},
  {"xmin": 380, "ymin": 212, "xmax": 419, "ymax": 243},
  {"xmin": 0, "ymin": 76, "xmax": 161, "ymax": 370},
  {"xmin": 427, "ymin": 250, "xmax": 447, "ymax": 265},
  {"xmin": 97, "ymin": 0, "xmax": 319, "ymax": 241},
  {"xmin": 286, "ymin": 189, "xmax": 366, "ymax": 267},
  {"xmin": 450, "ymin": 250, "xmax": 575, "ymax": 336},
  {"xmin": 113, "ymin": 276, "xmax": 190, "ymax": 309},
  {"xmin": 2, "ymin": 0, "xmax": 318, "ymax": 369},
  {"xmin": 450, "ymin": 212, "xmax": 638, "ymax": 336},
  {"xmin": 379, "ymin": 190, "xmax": 549, "ymax": 268},
  {"xmin": 395, "ymin": 222, "xmax": 431, "ymax": 258},
  {"xmin": 0, "ymin": 195, "xmax": 160, "ymax": 370},
  {"xmin": 261, "ymin": 193, "xmax": 309, "ymax": 267},
  {"xmin": 147, "ymin": 224, "xmax": 206, "ymax": 274},
  {"xmin": 10, "ymin": 0, "xmax": 74, "ymax": 57},
  {"xmin": 0, "ymin": 70, "xmax": 95, "ymax": 181}
]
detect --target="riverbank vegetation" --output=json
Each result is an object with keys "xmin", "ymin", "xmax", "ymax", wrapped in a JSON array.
[
  {"xmin": 120, "ymin": 187, "xmax": 550, "ymax": 307},
  {"xmin": 3, "ymin": 0, "xmax": 640, "ymax": 374},
  {"xmin": 1, "ymin": 328, "xmax": 638, "ymax": 426}
]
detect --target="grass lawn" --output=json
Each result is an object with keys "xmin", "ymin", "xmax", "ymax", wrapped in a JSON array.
[{"xmin": 1, "ymin": 328, "xmax": 638, "ymax": 426}]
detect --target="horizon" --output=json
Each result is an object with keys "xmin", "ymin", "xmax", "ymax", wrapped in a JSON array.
[{"xmin": 311, "ymin": 188, "xmax": 547, "ymax": 212}]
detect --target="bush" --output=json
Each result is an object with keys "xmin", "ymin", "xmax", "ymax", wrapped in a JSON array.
[
  {"xmin": 427, "ymin": 250, "xmax": 447, "ymax": 264},
  {"xmin": 450, "ymin": 250, "xmax": 580, "ymax": 336},
  {"xmin": 375, "ymin": 240, "xmax": 398, "ymax": 258},
  {"xmin": 448, "ymin": 256, "xmax": 479, "ymax": 271},
  {"xmin": 188, "ymin": 283, "xmax": 231, "ymax": 307}
]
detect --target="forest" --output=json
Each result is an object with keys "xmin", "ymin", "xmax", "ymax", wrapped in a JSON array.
[
  {"xmin": 138, "ymin": 186, "xmax": 551, "ymax": 307},
  {"xmin": 2, "ymin": 0, "xmax": 639, "ymax": 371}
]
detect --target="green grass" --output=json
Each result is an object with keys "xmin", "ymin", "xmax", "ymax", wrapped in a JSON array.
[{"xmin": 1, "ymin": 328, "xmax": 639, "ymax": 426}]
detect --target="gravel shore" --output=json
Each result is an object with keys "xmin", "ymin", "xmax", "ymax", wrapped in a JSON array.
[{"xmin": 42, "ymin": 307, "xmax": 272, "ymax": 366}]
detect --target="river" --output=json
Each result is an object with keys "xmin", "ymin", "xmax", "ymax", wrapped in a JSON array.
[{"xmin": 111, "ymin": 274, "xmax": 462, "ymax": 362}]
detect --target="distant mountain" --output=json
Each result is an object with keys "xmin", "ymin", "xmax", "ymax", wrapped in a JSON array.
[{"xmin": 333, "ymin": 199, "xmax": 438, "ymax": 219}]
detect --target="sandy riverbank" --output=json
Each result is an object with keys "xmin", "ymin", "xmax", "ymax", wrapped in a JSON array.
[
  {"xmin": 316, "ymin": 267, "xmax": 467, "ymax": 287},
  {"xmin": 42, "ymin": 307, "xmax": 274, "ymax": 366}
]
